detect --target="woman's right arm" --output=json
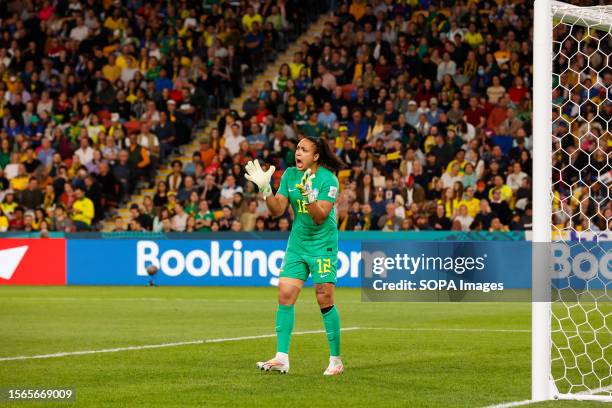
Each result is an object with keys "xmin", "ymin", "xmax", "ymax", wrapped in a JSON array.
[{"xmin": 265, "ymin": 193, "xmax": 288, "ymax": 217}]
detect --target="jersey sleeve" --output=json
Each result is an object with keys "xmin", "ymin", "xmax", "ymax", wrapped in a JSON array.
[
  {"xmin": 317, "ymin": 172, "xmax": 339, "ymax": 203},
  {"xmin": 277, "ymin": 168, "xmax": 291, "ymax": 198}
]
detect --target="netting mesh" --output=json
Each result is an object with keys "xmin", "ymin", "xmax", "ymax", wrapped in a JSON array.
[{"xmin": 551, "ymin": 1, "xmax": 612, "ymax": 398}]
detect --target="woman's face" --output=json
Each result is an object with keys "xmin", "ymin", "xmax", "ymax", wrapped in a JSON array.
[{"xmin": 295, "ymin": 139, "xmax": 318, "ymax": 171}]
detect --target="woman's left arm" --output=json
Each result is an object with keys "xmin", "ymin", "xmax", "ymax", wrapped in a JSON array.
[{"xmin": 306, "ymin": 200, "xmax": 333, "ymax": 225}]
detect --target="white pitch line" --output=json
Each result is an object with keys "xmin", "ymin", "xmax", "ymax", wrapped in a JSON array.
[
  {"xmin": 205, "ymin": 327, "xmax": 361, "ymax": 343},
  {"xmin": 0, "ymin": 327, "xmax": 360, "ymax": 362},
  {"xmin": 360, "ymin": 327, "xmax": 531, "ymax": 333},
  {"xmin": 482, "ymin": 399, "xmax": 534, "ymax": 408},
  {"xmin": 576, "ymin": 384, "xmax": 612, "ymax": 396},
  {"xmin": 0, "ymin": 326, "xmax": 527, "ymax": 362},
  {"xmin": 482, "ymin": 381, "xmax": 612, "ymax": 407},
  {"xmin": 0, "ymin": 326, "xmax": 531, "ymax": 362},
  {"xmin": 0, "ymin": 327, "xmax": 529, "ymax": 361}
]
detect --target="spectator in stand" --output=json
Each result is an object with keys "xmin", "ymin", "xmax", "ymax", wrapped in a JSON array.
[
  {"xmin": 0, "ymin": 206, "xmax": 7, "ymax": 231},
  {"xmin": 19, "ymin": 177, "xmax": 44, "ymax": 210},
  {"xmin": 71, "ymin": 186, "xmax": 94, "ymax": 231}
]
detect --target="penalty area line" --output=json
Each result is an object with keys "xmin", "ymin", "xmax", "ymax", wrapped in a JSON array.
[
  {"xmin": 482, "ymin": 400, "xmax": 534, "ymax": 408},
  {"xmin": 0, "ymin": 326, "xmax": 530, "ymax": 362},
  {"xmin": 576, "ymin": 384, "xmax": 612, "ymax": 396},
  {"xmin": 481, "ymin": 380, "xmax": 612, "ymax": 407},
  {"xmin": 360, "ymin": 327, "xmax": 530, "ymax": 333},
  {"xmin": 0, "ymin": 327, "xmax": 361, "ymax": 362}
]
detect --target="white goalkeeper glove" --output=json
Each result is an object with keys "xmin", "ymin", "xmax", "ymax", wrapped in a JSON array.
[
  {"xmin": 295, "ymin": 168, "xmax": 316, "ymax": 204},
  {"xmin": 245, "ymin": 159, "xmax": 276, "ymax": 198}
]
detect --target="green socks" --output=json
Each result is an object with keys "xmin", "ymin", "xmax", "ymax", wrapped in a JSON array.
[
  {"xmin": 275, "ymin": 304, "xmax": 295, "ymax": 354},
  {"xmin": 275, "ymin": 303, "xmax": 340, "ymax": 357},
  {"xmin": 321, "ymin": 305, "xmax": 341, "ymax": 357}
]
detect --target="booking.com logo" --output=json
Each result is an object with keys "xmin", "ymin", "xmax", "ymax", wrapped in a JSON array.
[
  {"xmin": 552, "ymin": 243, "xmax": 612, "ymax": 280},
  {"xmin": 136, "ymin": 241, "xmax": 361, "ymax": 285}
]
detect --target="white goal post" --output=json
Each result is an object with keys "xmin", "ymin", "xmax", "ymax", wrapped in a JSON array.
[{"xmin": 533, "ymin": 0, "xmax": 611, "ymax": 402}]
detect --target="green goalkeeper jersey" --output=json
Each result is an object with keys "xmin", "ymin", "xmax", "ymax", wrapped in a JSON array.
[{"xmin": 277, "ymin": 166, "xmax": 339, "ymax": 255}]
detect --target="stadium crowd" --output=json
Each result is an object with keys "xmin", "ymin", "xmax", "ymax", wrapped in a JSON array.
[
  {"xmin": 124, "ymin": 0, "xmax": 540, "ymax": 234},
  {"xmin": 2, "ymin": 0, "xmax": 607, "ymax": 234},
  {"xmin": 0, "ymin": 0, "xmax": 320, "ymax": 232}
]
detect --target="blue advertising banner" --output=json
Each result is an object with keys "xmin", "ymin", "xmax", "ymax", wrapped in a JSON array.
[
  {"xmin": 66, "ymin": 237, "xmax": 610, "ymax": 291},
  {"xmin": 67, "ymin": 239, "xmax": 362, "ymax": 287}
]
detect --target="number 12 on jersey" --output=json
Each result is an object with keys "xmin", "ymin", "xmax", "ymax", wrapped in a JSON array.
[
  {"xmin": 317, "ymin": 258, "xmax": 331, "ymax": 274},
  {"xmin": 296, "ymin": 199, "xmax": 309, "ymax": 214}
]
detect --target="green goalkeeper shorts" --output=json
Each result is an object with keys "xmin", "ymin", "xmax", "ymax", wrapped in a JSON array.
[{"xmin": 279, "ymin": 250, "xmax": 338, "ymax": 284}]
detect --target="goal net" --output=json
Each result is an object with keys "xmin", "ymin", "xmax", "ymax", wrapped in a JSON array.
[{"xmin": 533, "ymin": 0, "xmax": 611, "ymax": 402}]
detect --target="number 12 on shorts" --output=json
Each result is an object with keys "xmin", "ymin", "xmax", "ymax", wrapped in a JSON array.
[{"xmin": 317, "ymin": 258, "xmax": 331, "ymax": 275}]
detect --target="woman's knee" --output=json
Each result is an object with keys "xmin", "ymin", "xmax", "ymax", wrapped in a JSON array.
[
  {"xmin": 315, "ymin": 284, "xmax": 334, "ymax": 307},
  {"xmin": 278, "ymin": 289, "xmax": 296, "ymax": 305},
  {"xmin": 278, "ymin": 283, "xmax": 301, "ymax": 305}
]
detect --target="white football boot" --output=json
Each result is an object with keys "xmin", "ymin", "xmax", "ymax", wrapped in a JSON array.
[
  {"xmin": 323, "ymin": 356, "xmax": 344, "ymax": 376},
  {"xmin": 256, "ymin": 353, "xmax": 289, "ymax": 374}
]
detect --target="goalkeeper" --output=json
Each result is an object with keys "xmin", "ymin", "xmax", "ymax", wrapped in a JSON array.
[{"xmin": 245, "ymin": 136, "xmax": 345, "ymax": 375}]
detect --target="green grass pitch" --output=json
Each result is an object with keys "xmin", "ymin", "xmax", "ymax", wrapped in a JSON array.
[{"xmin": 0, "ymin": 286, "xmax": 608, "ymax": 407}]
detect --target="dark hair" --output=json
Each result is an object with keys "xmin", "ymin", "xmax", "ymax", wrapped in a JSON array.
[{"xmin": 303, "ymin": 136, "xmax": 346, "ymax": 172}]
